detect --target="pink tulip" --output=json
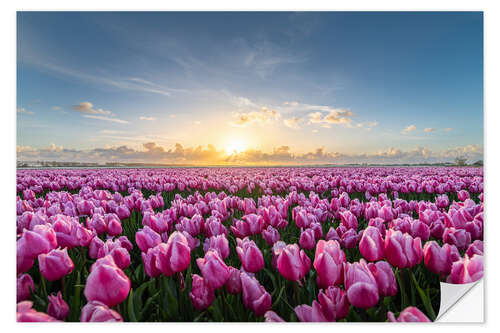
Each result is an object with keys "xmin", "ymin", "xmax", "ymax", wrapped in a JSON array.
[
  {"xmin": 80, "ymin": 301, "xmax": 123, "ymax": 322},
  {"xmin": 317, "ymin": 286, "xmax": 350, "ymax": 321},
  {"xmin": 225, "ymin": 266, "xmax": 242, "ymax": 294},
  {"xmin": 340, "ymin": 210, "xmax": 358, "ymax": 230},
  {"xmin": 341, "ymin": 228, "xmax": 359, "ymax": 249},
  {"xmin": 277, "ymin": 243, "xmax": 311, "ymax": 282},
  {"xmin": 262, "ymin": 225, "xmax": 280, "ymax": 246},
  {"xmin": 457, "ymin": 190, "xmax": 470, "ymax": 201},
  {"xmin": 264, "ymin": 310, "xmax": 285, "ymax": 322},
  {"xmin": 423, "ymin": 241, "xmax": 460, "ymax": 275},
  {"xmin": 17, "ymin": 224, "xmax": 58, "ymax": 259},
  {"xmin": 17, "ymin": 274, "xmax": 34, "ymax": 302},
  {"xmin": 344, "ymin": 259, "xmax": 379, "ymax": 309},
  {"xmin": 367, "ymin": 261, "xmax": 398, "ymax": 296},
  {"xmin": 242, "ymin": 214, "xmax": 265, "ymax": 235},
  {"xmin": 240, "ymin": 272, "xmax": 272, "ymax": 316},
  {"xmin": 115, "ymin": 205, "xmax": 130, "ymax": 219},
  {"xmin": 38, "ymin": 248, "xmax": 74, "ymax": 281},
  {"xmin": 197, "ymin": 250, "xmax": 230, "ymax": 289},
  {"xmin": 105, "ymin": 214, "xmax": 122, "ymax": 236},
  {"xmin": 299, "ymin": 228, "xmax": 316, "ymax": 250},
  {"xmin": 313, "ymin": 240, "xmax": 345, "ymax": 288},
  {"xmin": 325, "ymin": 227, "xmax": 341, "ymax": 242},
  {"xmin": 141, "ymin": 246, "xmax": 162, "ymax": 278},
  {"xmin": 203, "ymin": 234, "xmax": 230, "ymax": 259},
  {"xmin": 443, "ymin": 227, "xmax": 471, "ymax": 250},
  {"xmin": 17, "ymin": 301, "xmax": 59, "ymax": 322},
  {"xmin": 410, "ymin": 220, "xmax": 430, "ymax": 241},
  {"xmin": 155, "ymin": 231, "xmax": 191, "ymax": 276},
  {"xmin": 84, "ymin": 255, "xmax": 131, "ymax": 307},
  {"xmin": 388, "ymin": 306, "xmax": 431, "ymax": 322},
  {"xmin": 190, "ymin": 274, "xmax": 215, "ymax": 311},
  {"xmin": 384, "ymin": 229, "xmax": 423, "ymax": 268},
  {"xmin": 135, "ymin": 226, "xmax": 162, "ymax": 252},
  {"xmin": 466, "ymin": 240, "xmax": 483, "ymax": 257},
  {"xmin": 359, "ymin": 226, "xmax": 384, "ymax": 261},
  {"xmin": 294, "ymin": 302, "xmax": 328, "ymax": 322},
  {"xmin": 236, "ymin": 237, "xmax": 264, "ymax": 273},
  {"xmin": 446, "ymin": 254, "xmax": 483, "ymax": 284},
  {"xmin": 47, "ymin": 291, "xmax": 69, "ymax": 320}
]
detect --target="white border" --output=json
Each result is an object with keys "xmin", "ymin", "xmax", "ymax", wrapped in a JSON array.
[{"xmin": 2, "ymin": 1, "xmax": 498, "ymax": 332}]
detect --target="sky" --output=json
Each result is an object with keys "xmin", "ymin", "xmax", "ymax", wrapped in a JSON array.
[{"xmin": 16, "ymin": 11, "xmax": 483, "ymax": 165}]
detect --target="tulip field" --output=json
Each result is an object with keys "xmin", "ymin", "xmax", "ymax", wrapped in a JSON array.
[{"xmin": 16, "ymin": 167, "xmax": 484, "ymax": 322}]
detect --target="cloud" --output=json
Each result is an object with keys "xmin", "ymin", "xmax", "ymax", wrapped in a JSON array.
[
  {"xmin": 17, "ymin": 107, "xmax": 34, "ymax": 115},
  {"xmin": 72, "ymin": 102, "xmax": 113, "ymax": 116},
  {"xmin": 402, "ymin": 125, "xmax": 416, "ymax": 134},
  {"xmin": 17, "ymin": 142, "xmax": 484, "ymax": 165},
  {"xmin": 283, "ymin": 117, "xmax": 302, "ymax": 129},
  {"xmin": 71, "ymin": 101, "xmax": 128, "ymax": 124},
  {"xmin": 444, "ymin": 128, "xmax": 453, "ymax": 132},
  {"xmin": 52, "ymin": 106, "xmax": 61, "ymax": 111},
  {"xmin": 308, "ymin": 109, "xmax": 352, "ymax": 128},
  {"xmin": 83, "ymin": 115, "xmax": 129, "ymax": 124},
  {"xmin": 230, "ymin": 107, "xmax": 280, "ymax": 127},
  {"xmin": 424, "ymin": 128, "xmax": 436, "ymax": 132},
  {"xmin": 140, "ymin": 116, "xmax": 156, "ymax": 121}
]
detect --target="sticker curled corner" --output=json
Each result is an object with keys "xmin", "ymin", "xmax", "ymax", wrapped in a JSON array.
[{"xmin": 436, "ymin": 279, "xmax": 483, "ymax": 321}]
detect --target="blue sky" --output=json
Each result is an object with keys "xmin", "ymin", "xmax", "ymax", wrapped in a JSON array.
[{"xmin": 16, "ymin": 12, "xmax": 483, "ymax": 164}]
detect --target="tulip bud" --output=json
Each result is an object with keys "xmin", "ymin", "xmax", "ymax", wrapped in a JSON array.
[
  {"xmin": 190, "ymin": 274, "xmax": 215, "ymax": 311},
  {"xmin": 299, "ymin": 228, "xmax": 316, "ymax": 250},
  {"xmin": 135, "ymin": 226, "xmax": 162, "ymax": 253},
  {"xmin": 84, "ymin": 255, "xmax": 131, "ymax": 307},
  {"xmin": 17, "ymin": 301, "xmax": 59, "ymax": 322},
  {"xmin": 313, "ymin": 240, "xmax": 345, "ymax": 288},
  {"xmin": 47, "ymin": 291, "xmax": 69, "ymax": 320},
  {"xmin": 225, "ymin": 266, "xmax": 242, "ymax": 294},
  {"xmin": 367, "ymin": 261, "xmax": 398, "ymax": 296},
  {"xmin": 38, "ymin": 248, "xmax": 74, "ymax": 281},
  {"xmin": 241, "ymin": 272, "xmax": 271, "ymax": 316},
  {"xmin": 197, "ymin": 250, "xmax": 230, "ymax": 289},
  {"xmin": 359, "ymin": 226, "xmax": 384, "ymax": 261},
  {"xmin": 80, "ymin": 301, "xmax": 123, "ymax": 322},
  {"xmin": 446, "ymin": 254, "xmax": 483, "ymax": 284},
  {"xmin": 317, "ymin": 286, "xmax": 350, "ymax": 321},
  {"xmin": 388, "ymin": 306, "xmax": 431, "ymax": 322},
  {"xmin": 17, "ymin": 274, "xmax": 34, "ymax": 302},
  {"xmin": 384, "ymin": 229, "xmax": 423, "ymax": 268},
  {"xmin": 236, "ymin": 237, "xmax": 264, "ymax": 273},
  {"xmin": 344, "ymin": 259, "xmax": 379, "ymax": 309},
  {"xmin": 277, "ymin": 243, "xmax": 311, "ymax": 282}
]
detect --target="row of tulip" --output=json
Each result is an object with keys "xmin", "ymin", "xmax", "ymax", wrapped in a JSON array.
[{"xmin": 16, "ymin": 167, "xmax": 483, "ymax": 322}]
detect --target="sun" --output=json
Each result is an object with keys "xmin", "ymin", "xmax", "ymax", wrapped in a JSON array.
[{"xmin": 225, "ymin": 139, "xmax": 247, "ymax": 155}]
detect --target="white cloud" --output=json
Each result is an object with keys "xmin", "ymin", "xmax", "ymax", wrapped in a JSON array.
[
  {"xmin": 402, "ymin": 125, "xmax": 416, "ymax": 134},
  {"xmin": 83, "ymin": 115, "xmax": 129, "ymax": 124},
  {"xmin": 424, "ymin": 128, "xmax": 436, "ymax": 132},
  {"xmin": 140, "ymin": 116, "xmax": 156, "ymax": 121},
  {"xmin": 283, "ymin": 117, "xmax": 302, "ymax": 129},
  {"xmin": 17, "ymin": 107, "xmax": 34, "ymax": 115},
  {"xmin": 230, "ymin": 107, "xmax": 281, "ymax": 127},
  {"xmin": 72, "ymin": 102, "xmax": 113, "ymax": 116}
]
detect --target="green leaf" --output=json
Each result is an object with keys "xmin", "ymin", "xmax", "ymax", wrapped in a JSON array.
[
  {"xmin": 128, "ymin": 289, "xmax": 138, "ymax": 322},
  {"xmin": 409, "ymin": 270, "xmax": 437, "ymax": 320}
]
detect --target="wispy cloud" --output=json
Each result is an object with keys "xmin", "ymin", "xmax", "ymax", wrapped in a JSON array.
[
  {"xmin": 230, "ymin": 107, "xmax": 280, "ymax": 127},
  {"xmin": 424, "ymin": 128, "xmax": 436, "ymax": 132},
  {"xmin": 83, "ymin": 115, "xmax": 129, "ymax": 124},
  {"xmin": 139, "ymin": 116, "xmax": 156, "ymax": 121},
  {"xmin": 402, "ymin": 125, "xmax": 416, "ymax": 134},
  {"xmin": 283, "ymin": 117, "xmax": 302, "ymax": 129},
  {"xmin": 24, "ymin": 60, "xmax": 186, "ymax": 97},
  {"xmin": 17, "ymin": 107, "xmax": 34, "ymax": 115},
  {"xmin": 72, "ymin": 102, "xmax": 112, "ymax": 115}
]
